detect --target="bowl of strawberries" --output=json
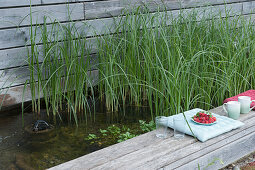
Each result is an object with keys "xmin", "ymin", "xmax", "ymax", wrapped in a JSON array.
[{"xmin": 192, "ymin": 111, "xmax": 217, "ymax": 125}]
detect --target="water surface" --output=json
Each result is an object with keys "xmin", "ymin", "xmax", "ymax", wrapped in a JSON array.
[{"xmin": 0, "ymin": 106, "xmax": 151, "ymax": 169}]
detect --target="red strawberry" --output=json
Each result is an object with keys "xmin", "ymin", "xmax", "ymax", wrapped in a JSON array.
[{"xmin": 194, "ymin": 111, "xmax": 216, "ymax": 124}]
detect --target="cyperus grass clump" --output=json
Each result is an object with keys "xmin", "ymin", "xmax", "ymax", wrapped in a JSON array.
[
  {"xmin": 97, "ymin": 7, "xmax": 255, "ymax": 119},
  {"xmin": 26, "ymin": 4, "xmax": 255, "ymax": 124}
]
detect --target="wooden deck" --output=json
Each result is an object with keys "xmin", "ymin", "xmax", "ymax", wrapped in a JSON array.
[{"xmin": 48, "ymin": 106, "xmax": 255, "ymax": 170}]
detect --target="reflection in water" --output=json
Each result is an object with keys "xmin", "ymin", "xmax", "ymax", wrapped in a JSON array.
[{"xmin": 0, "ymin": 106, "xmax": 151, "ymax": 170}]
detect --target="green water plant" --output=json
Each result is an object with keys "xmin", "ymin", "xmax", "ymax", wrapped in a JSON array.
[
  {"xmin": 26, "ymin": 2, "xmax": 95, "ymax": 125},
  {"xmin": 117, "ymin": 131, "xmax": 137, "ymax": 143},
  {"xmin": 26, "ymin": 2, "xmax": 255, "ymax": 124},
  {"xmin": 97, "ymin": 6, "xmax": 255, "ymax": 118},
  {"xmin": 85, "ymin": 134, "xmax": 98, "ymax": 141},
  {"xmin": 107, "ymin": 125, "xmax": 121, "ymax": 135},
  {"xmin": 99, "ymin": 129, "xmax": 108, "ymax": 136},
  {"xmin": 84, "ymin": 134, "xmax": 98, "ymax": 144},
  {"xmin": 139, "ymin": 120, "xmax": 155, "ymax": 133},
  {"xmin": 85, "ymin": 122, "xmax": 145, "ymax": 145},
  {"xmin": 85, "ymin": 119, "xmax": 155, "ymax": 145}
]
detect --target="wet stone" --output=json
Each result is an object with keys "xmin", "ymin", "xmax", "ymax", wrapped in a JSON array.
[
  {"xmin": 232, "ymin": 165, "xmax": 240, "ymax": 170},
  {"xmin": 15, "ymin": 153, "xmax": 34, "ymax": 170},
  {"xmin": 221, "ymin": 151, "xmax": 255, "ymax": 170},
  {"xmin": 7, "ymin": 163, "xmax": 18, "ymax": 170}
]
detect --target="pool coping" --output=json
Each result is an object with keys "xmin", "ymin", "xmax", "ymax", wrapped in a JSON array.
[{"xmin": 48, "ymin": 106, "xmax": 255, "ymax": 170}]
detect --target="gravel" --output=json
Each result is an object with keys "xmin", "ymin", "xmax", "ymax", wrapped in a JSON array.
[{"xmin": 221, "ymin": 151, "xmax": 255, "ymax": 170}]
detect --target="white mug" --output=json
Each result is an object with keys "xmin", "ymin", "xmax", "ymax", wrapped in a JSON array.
[
  {"xmin": 223, "ymin": 101, "xmax": 240, "ymax": 120},
  {"xmin": 238, "ymin": 96, "xmax": 255, "ymax": 114}
]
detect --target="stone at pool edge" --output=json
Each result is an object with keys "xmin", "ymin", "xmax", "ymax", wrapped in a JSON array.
[
  {"xmin": 7, "ymin": 163, "xmax": 18, "ymax": 170},
  {"xmin": 15, "ymin": 153, "xmax": 34, "ymax": 170},
  {"xmin": 232, "ymin": 166, "xmax": 240, "ymax": 170},
  {"xmin": 241, "ymin": 161, "xmax": 255, "ymax": 170}
]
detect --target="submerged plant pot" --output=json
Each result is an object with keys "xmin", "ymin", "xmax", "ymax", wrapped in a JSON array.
[{"xmin": 25, "ymin": 120, "xmax": 54, "ymax": 134}]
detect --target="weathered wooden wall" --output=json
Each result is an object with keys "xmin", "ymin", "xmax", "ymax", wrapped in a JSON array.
[{"xmin": 0, "ymin": 0, "xmax": 254, "ymax": 108}]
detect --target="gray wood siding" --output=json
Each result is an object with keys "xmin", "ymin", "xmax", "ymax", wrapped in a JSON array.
[{"xmin": 0, "ymin": 0, "xmax": 254, "ymax": 90}]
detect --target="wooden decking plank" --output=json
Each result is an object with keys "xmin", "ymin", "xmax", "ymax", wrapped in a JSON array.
[
  {"xmin": 48, "ymin": 107, "xmax": 255, "ymax": 170},
  {"xmin": 162, "ymin": 110, "xmax": 255, "ymax": 169},
  {"xmin": 91, "ymin": 135, "xmax": 196, "ymax": 170},
  {"xmin": 49, "ymin": 131, "xmax": 166, "ymax": 170},
  {"xmin": 169, "ymin": 127, "xmax": 255, "ymax": 170},
  {"xmin": 94, "ymin": 111, "xmax": 255, "ymax": 170},
  {"xmin": 92, "ymin": 107, "xmax": 255, "ymax": 169},
  {"xmin": 140, "ymin": 114, "xmax": 255, "ymax": 169}
]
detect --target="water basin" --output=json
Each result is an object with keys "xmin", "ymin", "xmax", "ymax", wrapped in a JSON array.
[{"xmin": 0, "ymin": 106, "xmax": 151, "ymax": 170}]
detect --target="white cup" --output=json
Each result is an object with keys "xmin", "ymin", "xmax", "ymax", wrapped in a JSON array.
[
  {"xmin": 223, "ymin": 101, "xmax": 240, "ymax": 120},
  {"xmin": 238, "ymin": 96, "xmax": 255, "ymax": 114}
]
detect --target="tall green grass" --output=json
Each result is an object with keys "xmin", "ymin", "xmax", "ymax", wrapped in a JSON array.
[
  {"xmin": 26, "ymin": 4, "xmax": 255, "ymax": 123},
  {"xmin": 27, "ymin": 6, "xmax": 95, "ymax": 124},
  {"xmin": 97, "ymin": 7, "xmax": 255, "ymax": 119}
]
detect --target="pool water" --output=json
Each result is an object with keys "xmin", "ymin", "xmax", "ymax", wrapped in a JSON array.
[{"xmin": 0, "ymin": 106, "xmax": 151, "ymax": 170}]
